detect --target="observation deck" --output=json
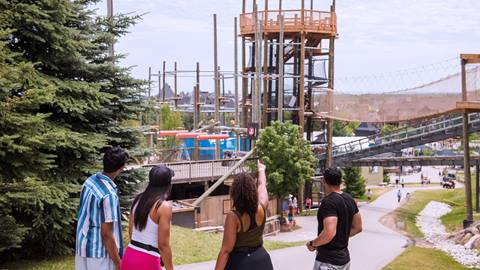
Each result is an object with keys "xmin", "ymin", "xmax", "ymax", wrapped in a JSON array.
[{"xmin": 239, "ymin": 9, "xmax": 337, "ymax": 37}]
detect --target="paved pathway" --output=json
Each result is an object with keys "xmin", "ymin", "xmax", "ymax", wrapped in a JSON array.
[{"xmin": 177, "ymin": 186, "xmax": 446, "ymax": 270}]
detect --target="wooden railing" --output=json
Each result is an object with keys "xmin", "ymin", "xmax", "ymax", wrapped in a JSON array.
[{"xmin": 240, "ymin": 9, "xmax": 336, "ymax": 35}]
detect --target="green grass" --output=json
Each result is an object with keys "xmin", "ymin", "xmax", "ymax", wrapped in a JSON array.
[
  {"xmin": 1, "ymin": 226, "xmax": 303, "ymax": 269},
  {"xmin": 383, "ymin": 246, "xmax": 477, "ymax": 270}
]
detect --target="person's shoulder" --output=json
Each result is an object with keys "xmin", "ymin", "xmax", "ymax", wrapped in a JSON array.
[
  {"xmin": 156, "ymin": 200, "xmax": 173, "ymax": 216},
  {"xmin": 341, "ymin": 192, "xmax": 357, "ymax": 203}
]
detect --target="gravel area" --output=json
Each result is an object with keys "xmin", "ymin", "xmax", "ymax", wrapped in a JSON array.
[{"xmin": 416, "ymin": 201, "xmax": 480, "ymax": 268}]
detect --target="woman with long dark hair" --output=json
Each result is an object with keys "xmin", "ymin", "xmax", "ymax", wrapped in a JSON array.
[
  {"xmin": 121, "ymin": 165, "xmax": 174, "ymax": 270},
  {"xmin": 214, "ymin": 160, "xmax": 273, "ymax": 270}
]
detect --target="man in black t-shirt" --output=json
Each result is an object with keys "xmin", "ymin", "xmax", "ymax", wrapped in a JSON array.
[{"xmin": 306, "ymin": 168, "xmax": 363, "ymax": 270}]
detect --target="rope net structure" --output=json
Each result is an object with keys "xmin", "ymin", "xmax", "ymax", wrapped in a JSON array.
[{"xmin": 313, "ymin": 63, "xmax": 480, "ymax": 123}]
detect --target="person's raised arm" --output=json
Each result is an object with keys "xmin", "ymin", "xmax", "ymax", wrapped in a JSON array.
[
  {"xmin": 214, "ymin": 212, "xmax": 238, "ymax": 270},
  {"xmin": 157, "ymin": 201, "xmax": 174, "ymax": 270},
  {"xmin": 350, "ymin": 212, "xmax": 362, "ymax": 237},
  {"xmin": 257, "ymin": 160, "xmax": 269, "ymax": 209}
]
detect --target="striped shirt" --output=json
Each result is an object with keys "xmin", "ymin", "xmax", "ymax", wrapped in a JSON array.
[{"xmin": 75, "ymin": 172, "xmax": 124, "ymax": 258}]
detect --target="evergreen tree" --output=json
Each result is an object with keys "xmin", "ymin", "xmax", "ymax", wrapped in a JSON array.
[
  {"xmin": 343, "ymin": 167, "xmax": 366, "ymax": 198},
  {"xmin": 0, "ymin": 0, "xmax": 144, "ymax": 258}
]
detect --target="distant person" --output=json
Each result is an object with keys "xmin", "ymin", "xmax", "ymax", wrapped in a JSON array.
[
  {"xmin": 305, "ymin": 197, "xmax": 312, "ymax": 210},
  {"xmin": 395, "ymin": 178, "xmax": 399, "ymax": 187},
  {"xmin": 366, "ymin": 189, "xmax": 373, "ymax": 202},
  {"xmin": 397, "ymin": 189, "xmax": 402, "ymax": 203},
  {"xmin": 75, "ymin": 147, "xmax": 129, "ymax": 270},
  {"xmin": 288, "ymin": 202, "xmax": 294, "ymax": 231},
  {"xmin": 306, "ymin": 168, "xmax": 362, "ymax": 270},
  {"xmin": 215, "ymin": 161, "xmax": 273, "ymax": 270},
  {"xmin": 406, "ymin": 192, "xmax": 411, "ymax": 202},
  {"xmin": 401, "ymin": 178, "xmax": 405, "ymax": 188},
  {"xmin": 121, "ymin": 165, "xmax": 174, "ymax": 270},
  {"xmin": 293, "ymin": 196, "xmax": 298, "ymax": 215}
]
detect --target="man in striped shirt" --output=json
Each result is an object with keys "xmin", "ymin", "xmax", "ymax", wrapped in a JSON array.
[{"xmin": 75, "ymin": 147, "xmax": 129, "ymax": 270}]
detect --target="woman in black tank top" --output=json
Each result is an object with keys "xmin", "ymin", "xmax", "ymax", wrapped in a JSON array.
[{"xmin": 214, "ymin": 161, "xmax": 274, "ymax": 270}]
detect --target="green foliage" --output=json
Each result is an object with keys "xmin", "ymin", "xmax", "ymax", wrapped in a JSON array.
[
  {"xmin": 116, "ymin": 168, "xmax": 148, "ymax": 209},
  {"xmin": 343, "ymin": 167, "xmax": 366, "ymax": 198},
  {"xmin": 380, "ymin": 124, "xmax": 397, "ymax": 136},
  {"xmin": 254, "ymin": 121, "xmax": 317, "ymax": 199},
  {"xmin": 383, "ymin": 170, "xmax": 390, "ymax": 183},
  {"xmin": 0, "ymin": 215, "xmax": 28, "ymax": 253},
  {"xmin": 160, "ymin": 105, "xmax": 184, "ymax": 131},
  {"xmin": 0, "ymin": 180, "xmax": 79, "ymax": 259},
  {"xmin": 333, "ymin": 120, "xmax": 360, "ymax": 136},
  {"xmin": 0, "ymin": 0, "xmax": 144, "ymax": 259}
]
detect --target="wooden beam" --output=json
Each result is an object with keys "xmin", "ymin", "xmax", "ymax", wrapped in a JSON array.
[
  {"xmin": 456, "ymin": 101, "xmax": 480, "ymax": 111},
  {"xmin": 192, "ymin": 150, "xmax": 254, "ymax": 207},
  {"xmin": 461, "ymin": 54, "xmax": 480, "ymax": 64}
]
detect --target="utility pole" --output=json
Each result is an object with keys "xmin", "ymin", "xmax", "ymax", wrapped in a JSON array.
[{"xmin": 107, "ymin": 0, "xmax": 114, "ymax": 58}]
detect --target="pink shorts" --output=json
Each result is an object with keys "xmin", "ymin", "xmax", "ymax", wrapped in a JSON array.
[{"xmin": 121, "ymin": 246, "xmax": 162, "ymax": 270}]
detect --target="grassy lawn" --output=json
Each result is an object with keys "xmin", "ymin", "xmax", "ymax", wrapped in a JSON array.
[
  {"xmin": 1, "ymin": 226, "xmax": 303, "ymax": 269},
  {"xmin": 383, "ymin": 246, "xmax": 476, "ymax": 270}
]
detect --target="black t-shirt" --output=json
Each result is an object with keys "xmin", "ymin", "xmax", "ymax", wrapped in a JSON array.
[{"xmin": 316, "ymin": 192, "xmax": 359, "ymax": 265}]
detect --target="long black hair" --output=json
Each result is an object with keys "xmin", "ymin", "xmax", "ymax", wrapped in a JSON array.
[
  {"xmin": 131, "ymin": 165, "xmax": 173, "ymax": 231},
  {"xmin": 230, "ymin": 173, "xmax": 258, "ymax": 218}
]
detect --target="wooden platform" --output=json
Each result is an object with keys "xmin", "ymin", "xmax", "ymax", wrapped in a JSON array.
[{"xmin": 240, "ymin": 9, "xmax": 337, "ymax": 38}]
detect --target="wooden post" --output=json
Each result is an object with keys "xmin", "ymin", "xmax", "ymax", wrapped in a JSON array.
[
  {"xmin": 278, "ymin": 15, "xmax": 284, "ymax": 122},
  {"xmin": 476, "ymin": 161, "xmax": 479, "ymax": 213},
  {"xmin": 241, "ymin": 0, "xmax": 248, "ymax": 151},
  {"xmin": 158, "ymin": 70, "xmax": 161, "ymax": 102},
  {"xmin": 162, "ymin": 61, "xmax": 166, "ymax": 102},
  {"xmin": 299, "ymin": 33, "xmax": 305, "ymax": 133},
  {"xmin": 326, "ymin": 3, "xmax": 336, "ymax": 168},
  {"xmin": 148, "ymin": 67, "xmax": 152, "ymax": 97},
  {"xmin": 216, "ymin": 139, "xmax": 221, "ymax": 159},
  {"xmin": 301, "ymin": 0, "xmax": 305, "ymax": 25},
  {"xmin": 174, "ymin": 62, "xmax": 178, "ymax": 109},
  {"xmin": 213, "ymin": 14, "xmax": 220, "ymax": 123},
  {"xmin": 234, "ymin": 17, "xmax": 240, "ymax": 127},
  {"xmin": 461, "ymin": 56, "xmax": 474, "ymax": 227},
  {"xmin": 298, "ymin": 31, "xmax": 306, "ymax": 213},
  {"xmin": 254, "ymin": 3, "xmax": 262, "ymax": 126},
  {"xmin": 306, "ymin": 48, "xmax": 314, "ymax": 141},
  {"xmin": 194, "ymin": 62, "xmax": 200, "ymax": 130},
  {"xmin": 194, "ymin": 137, "xmax": 199, "ymax": 161}
]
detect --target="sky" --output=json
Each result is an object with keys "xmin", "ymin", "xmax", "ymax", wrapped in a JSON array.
[{"xmin": 94, "ymin": 0, "xmax": 480, "ymax": 94}]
